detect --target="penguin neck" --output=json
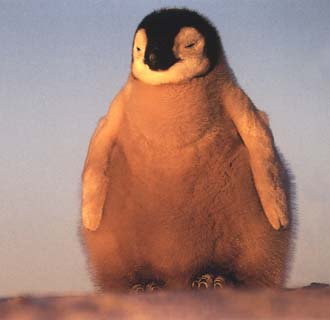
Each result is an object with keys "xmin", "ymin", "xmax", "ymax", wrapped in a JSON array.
[{"xmin": 124, "ymin": 65, "xmax": 225, "ymax": 147}]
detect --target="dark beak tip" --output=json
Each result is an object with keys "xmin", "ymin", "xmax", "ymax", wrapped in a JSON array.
[{"xmin": 144, "ymin": 49, "xmax": 178, "ymax": 71}]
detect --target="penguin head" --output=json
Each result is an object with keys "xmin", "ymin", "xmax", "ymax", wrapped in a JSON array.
[{"xmin": 132, "ymin": 8, "xmax": 223, "ymax": 85}]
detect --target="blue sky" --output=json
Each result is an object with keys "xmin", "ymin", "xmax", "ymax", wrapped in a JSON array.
[{"xmin": 0, "ymin": 0, "xmax": 329, "ymax": 295}]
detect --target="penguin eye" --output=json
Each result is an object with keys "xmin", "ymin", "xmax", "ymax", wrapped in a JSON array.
[
  {"xmin": 136, "ymin": 46, "xmax": 141, "ymax": 52},
  {"xmin": 185, "ymin": 42, "xmax": 195, "ymax": 48}
]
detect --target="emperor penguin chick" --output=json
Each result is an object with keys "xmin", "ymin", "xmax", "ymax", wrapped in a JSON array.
[{"xmin": 81, "ymin": 8, "xmax": 293, "ymax": 292}]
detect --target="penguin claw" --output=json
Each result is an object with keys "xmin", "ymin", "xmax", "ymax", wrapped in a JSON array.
[
  {"xmin": 214, "ymin": 276, "xmax": 226, "ymax": 288},
  {"xmin": 130, "ymin": 284, "xmax": 145, "ymax": 293},
  {"xmin": 146, "ymin": 282, "xmax": 161, "ymax": 292}
]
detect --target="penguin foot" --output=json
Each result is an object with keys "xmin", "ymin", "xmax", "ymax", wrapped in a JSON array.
[
  {"xmin": 130, "ymin": 281, "xmax": 161, "ymax": 293},
  {"xmin": 192, "ymin": 274, "xmax": 226, "ymax": 290}
]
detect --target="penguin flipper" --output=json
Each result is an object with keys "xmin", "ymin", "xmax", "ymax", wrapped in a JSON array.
[
  {"xmin": 222, "ymin": 83, "xmax": 289, "ymax": 230},
  {"xmin": 82, "ymin": 90, "xmax": 125, "ymax": 231}
]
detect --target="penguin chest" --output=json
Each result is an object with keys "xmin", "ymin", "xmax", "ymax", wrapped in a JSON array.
[{"xmin": 102, "ymin": 121, "xmax": 243, "ymax": 271}]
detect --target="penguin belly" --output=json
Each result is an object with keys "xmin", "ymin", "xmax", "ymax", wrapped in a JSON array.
[{"xmin": 82, "ymin": 119, "xmax": 290, "ymax": 290}]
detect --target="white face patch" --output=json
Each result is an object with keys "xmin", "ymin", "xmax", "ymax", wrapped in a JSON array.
[{"xmin": 132, "ymin": 27, "xmax": 210, "ymax": 85}]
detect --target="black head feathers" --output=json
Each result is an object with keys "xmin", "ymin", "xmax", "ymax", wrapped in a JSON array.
[{"xmin": 137, "ymin": 8, "xmax": 224, "ymax": 70}]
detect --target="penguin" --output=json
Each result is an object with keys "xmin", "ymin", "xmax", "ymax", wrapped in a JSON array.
[{"xmin": 81, "ymin": 8, "xmax": 293, "ymax": 292}]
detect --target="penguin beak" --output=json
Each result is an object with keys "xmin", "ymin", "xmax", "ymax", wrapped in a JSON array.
[{"xmin": 144, "ymin": 47, "xmax": 179, "ymax": 71}]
